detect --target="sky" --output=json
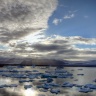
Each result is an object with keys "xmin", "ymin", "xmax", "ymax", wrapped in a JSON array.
[{"xmin": 0, "ymin": 0, "xmax": 96, "ymax": 61}]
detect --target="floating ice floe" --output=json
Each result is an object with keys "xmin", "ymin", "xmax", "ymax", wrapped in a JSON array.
[
  {"xmin": 9, "ymin": 70, "xmax": 19, "ymax": 73},
  {"xmin": 41, "ymin": 71, "xmax": 73, "ymax": 79},
  {"xmin": 77, "ymin": 74, "xmax": 84, "ymax": 76},
  {"xmin": 0, "ymin": 84, "xmax": 18, "ymax": 88},
  {"xmin": 42, "ymin": 83, "xmax": 52, "ymax": 89},
  {"xmin": 28, "ymin": 74, "xmax": 39, "ymax": 79},
  {"xmin": 0, "ymin": 70, "xmax": 8, "ymax": 72},
  {"xmin": 55, "ymin": 70, "xmax": 67, "ymax": 73},
  {"xmin": 79, "ymin": 87, "xmax": 93, "ymax": 93},
  {"xmin": 74, "ymin": 84, "xmax": 83, "ymax": 88},
  {"xmin": 84, "ymin": 84, "xmax": 96, "ymax": 89},
  {"xmin": 50, "ymin": 89, "xmax": 60, "ymax": 94},
  {"xmin": 39, "ymin": 89, "xmax": 48, "ymax": 92},
  {"xmin": 17, "ymin": 65, "xmax": 24, "ymax": 68},
  {"xmin": 37, "ymin": 85, "xmax": 43, "ymax": 89},
  {"xmin": 41, "ymin": 73, "xmax": 57, "ymax": 78},
  {"xmin": 11, "ymin": 74, "xmax": 27, "ymax": 78},
  {"xmin": 19, "ymin": 79, "xmax": 33, "ymax": 83},
  {"xmin": 7, "ymin": 84, "xmax": 18, "ymax": 87},
  {"xmin": 5, "ymin": 66, "xmax": 16, "ymax": 69},
  {"xmin": 47, "ymin": 78, "xmax": 53, "ymax": 83},
  {"xmin": 24, "ymin": 85, "xmax": 32, "ymax": 89},
  {"xmin": 48, "ymin": 83, "xmax": 60, "ymax": 87},
  {"xmin": 39, "ymin": 79, "xmax": 47, "ymax": 82},
  {"xmin": 32, "ymin": 70, "xmax": 39, "ymax": 72},
  {"xmin": 62, "ymin": 82, "xmax": 75, "ymax": 88}
]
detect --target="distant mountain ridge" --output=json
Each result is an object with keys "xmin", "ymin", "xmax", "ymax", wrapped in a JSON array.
[
  {"xmin": 0, "ymin": 57, "xmax": 96, "ymax": 67},
  {"xmin": 0, "ymin": 58, "xmax": 68, "ymax": 66}
]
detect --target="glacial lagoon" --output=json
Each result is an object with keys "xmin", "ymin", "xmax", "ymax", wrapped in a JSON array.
[{"xmin": 0, "ymin": 66, "xmax": 96, "ymax": 96}]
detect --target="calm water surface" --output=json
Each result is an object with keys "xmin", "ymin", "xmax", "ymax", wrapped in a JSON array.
[{"xmin": 0, "ymin": 66, "xmax": 96, "ymax": 96}]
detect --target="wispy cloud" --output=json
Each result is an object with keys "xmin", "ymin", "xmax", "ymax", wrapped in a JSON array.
[
  {"xmin": 53, "ymin": 13, "xmax": 75, "ymax": 25},
  {"xmin": 52, "ymin": 18, "xmax": 62, "ymax": 25},
  {"xmin": 64, "ymin": 14, "xmax": 75, "ymax": 19}
]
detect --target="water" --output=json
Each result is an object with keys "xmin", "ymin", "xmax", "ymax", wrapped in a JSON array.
[{"xmin": 0, "ymin": 66, "xmax": 96, "ymax": 96}]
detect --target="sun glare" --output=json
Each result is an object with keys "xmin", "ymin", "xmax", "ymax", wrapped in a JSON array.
[
  {"xmin": 24, "ymin": 88, "xmax": 38, "ymax": 96},
  {"xmin": 24, "ymin": 32, "xmax": 45, "ymax": 44}
]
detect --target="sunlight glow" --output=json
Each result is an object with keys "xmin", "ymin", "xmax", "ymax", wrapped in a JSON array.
[
  {"xmin": 24, "ymin": 88, "xmax": 38, "ymax": 96},
  {"xmin": 25, "ymin": 32, "xmax": 45, "ymax": 44}
]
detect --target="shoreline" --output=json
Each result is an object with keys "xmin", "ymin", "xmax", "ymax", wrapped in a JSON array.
[{"xmin": 0, "ymin": 64, "xmax": 96, "ymax": 67}]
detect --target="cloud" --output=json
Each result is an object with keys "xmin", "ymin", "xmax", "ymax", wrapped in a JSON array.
[
  {"xmin": 62, "ymin": 36, "xmax": 96, "ymax": 45},
  {"xmin": 0, "ymin": 0, "xmax": 58, "ymax": 43},
  {"xmin": 0, "ymin": 0, "xmax": 58, "ymax": 30},
  {"xmin": 64, "ymin": 14, "xmax": 75, "ymax": 19},
  {"xmin": 53, "ymin": 13, "xmax": 75, "ymax": 25},
  {"xmin": 52, "ymin": 18, "xmax": 62, "ymax": 25},
  {"xmin": 0, "ymin": 27, "xmax": 45, "ymax": 43},
  {"xmin": 7, "ymin": 34, "xmax": 96, "ymax": 61},
  {"xmin": 0, "ymin": 0, "xmax": 96, "ymax": 61}
]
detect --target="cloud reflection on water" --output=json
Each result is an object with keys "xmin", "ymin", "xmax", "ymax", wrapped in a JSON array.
[
  {"xmin": 0, "ymin": 67, "xmax": 96, "ymax": 96},
  {"xmin": 0, "ymin": 89, "xmax": 22, "ymax": 96}
]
